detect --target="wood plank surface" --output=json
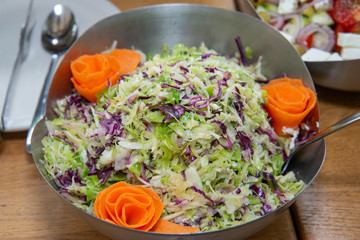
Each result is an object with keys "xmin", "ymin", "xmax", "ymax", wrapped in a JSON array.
[
  {"xmin": 1, "ymin": 0, "xmax": 360, "ymax": 240},
  {"xmin": 290, "ymin": 86, "xmax": 360, "ymax": 240}
]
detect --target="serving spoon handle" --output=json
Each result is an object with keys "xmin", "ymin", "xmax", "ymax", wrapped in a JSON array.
[
  {"xmin": 25, "ymin": 4, "xmax": 77, "ymax": 154},
  {"xmin": 281, "ymin": 110, "xmax": 360, "ymax": 175}
]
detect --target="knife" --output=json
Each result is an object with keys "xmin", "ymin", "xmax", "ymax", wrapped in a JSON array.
[{"xmin": 0, "ymin": 0, "xmax": 35, "ymax": 139}]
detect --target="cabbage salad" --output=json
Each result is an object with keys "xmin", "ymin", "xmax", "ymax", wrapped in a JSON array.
[{"xmin": 41, "ymin": 43, "xmax": 304, "ymax": 231}]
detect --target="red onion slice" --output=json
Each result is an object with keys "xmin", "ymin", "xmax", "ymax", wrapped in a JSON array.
[
  {"xmin": 295, "ymin": 23, "xmax": 335, "ymax": 51},
  {"xmin": 282, "ymin": 14, "xmax": 302, "ymax": 37},
  {"xmin": 268, "ymin": 11, "xmax": 285, "ymax": 30},
  {"xmin": 297, "ymin": 0, "xmax": 330, "ymax": 14}
]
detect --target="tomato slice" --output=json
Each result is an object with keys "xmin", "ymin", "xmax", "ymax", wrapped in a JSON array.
[
  {"xmin": 306, "ymin": 34, "xmax": 314, "ymax": 49},
  {"xmin": 348, "ymin": 22, "xmax": 360, "ymax": 33},
  {"xmin": 334, "ymin": 23, "xmax": 347, "ymax": 53},
  {"xmin": 333, "ymin": 0, "xmax": 360, "ymax": 27}
]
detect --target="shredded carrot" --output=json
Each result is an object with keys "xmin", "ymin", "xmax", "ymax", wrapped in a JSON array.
[
  {"xmin": 150, "ymin": 218, "xmax": 200, "ymax": 234},
  {"xmin": 70, "ymin": 49, "xmax": 142, "ymax": 102},
  {"xmin": 262, "ymin": 77, "xmax": 316, "ymax": 136},
  {"xmin": 94, "ymin": 181, "xmax": 199, "ymax": 234}
]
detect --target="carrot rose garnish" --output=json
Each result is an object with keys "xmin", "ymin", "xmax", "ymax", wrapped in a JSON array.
[
  {"xmin": 150, "ymin": 218, "xmax": 199, "ymax": 234},
  {"xmin": 70, "ymin": 49, "xmax": 142, "ymax": 102},
  {"xmin": 94, "ymin": 181, "xmax": 199, "ymax": 234},
  {"xmin": 261, "ymin": 77, "xmax": 316, "ymax": 136},
  {"xmin": 94, "ymin": 181, "xmax": 163, "ymax": 231}
]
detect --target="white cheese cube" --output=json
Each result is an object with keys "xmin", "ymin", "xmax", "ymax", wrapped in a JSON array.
[
  {"xmin": 278, "ymin": 0, "xmax": 298, "ymax": 14},
  {"xmin": 314, "ymin": 0, "xmax": 332, "ymax": 11},
  {"xmin": 337, "ymin": 33, "xmax": 360, "ymax": 48},
  {"xmin": 326, "ymin": 52, "xmax": 343, "ymax": 61},
  {"xmin": 310, "ymin": 11, "xmax": 334, "ymax": 26},
  {"xmin": 301, "ymin": 48, "xmax": 331, "ymax": 61},
  {"xmin": 341, "ymin": 47, "xmax": 360, "ymax": 60}
]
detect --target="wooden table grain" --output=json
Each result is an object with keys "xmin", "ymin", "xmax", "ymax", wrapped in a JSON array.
[
  {"xmin": 291, "ymin": 86, "xmax": 360, "ymax": 240},
  {"xmin": 0, "ymin": 1, "xmax": 359, "ymax": 239}
]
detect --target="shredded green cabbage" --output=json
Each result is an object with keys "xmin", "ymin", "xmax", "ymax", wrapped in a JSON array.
[{"xmin": 41, "ymin": 43, "xmax": 304, "ymax": 231}]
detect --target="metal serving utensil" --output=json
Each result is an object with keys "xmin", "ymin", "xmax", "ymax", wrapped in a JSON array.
[
  {"xmin": 0, "ymin": 0, "xmax": 35, "ymax": 143},
  {"xmin": 281, "ymin": 110, "xmax": 360, "ymax": 175},
  {"xmin": 236, "ymin": 0, "xmax": 259, "ymax": 18},
  {"xmin": 25, "ymin": 4, "xmax": 78, "ymax": 153}
]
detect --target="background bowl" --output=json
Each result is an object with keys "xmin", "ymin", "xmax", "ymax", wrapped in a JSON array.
[
  {"xmin": 238, "ymin": 0, "xmax": 360, "ymax": 92},
  {"xmin": 306, "ymin": 60, "xmax": 360, "ymax": 92},
  {"xmin": 31, "ymin": 4, "xmax": 326, "ymax": 240}
]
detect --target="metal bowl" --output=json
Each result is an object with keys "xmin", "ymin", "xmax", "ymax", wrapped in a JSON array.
[
  {"xmin": 306, "ymin": 60, "xmax": 360, "ymax": 92},
  {"xmin": 30, "ymin": 4, "xmax": 326, "ymax": 240},
  {"xmin": 238, "ymin": 0, "xmax": 360, "ymax": 92}
]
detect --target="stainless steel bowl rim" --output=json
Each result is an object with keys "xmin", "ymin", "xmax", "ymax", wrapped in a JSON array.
[{"xmin": 31, "ymin": 4, "xmax": 326, "ymax": 239}]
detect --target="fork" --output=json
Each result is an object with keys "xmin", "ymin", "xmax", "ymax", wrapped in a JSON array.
[{"xmin": 0, "ymin": 0, "xmax": 35, "ymax": 143}]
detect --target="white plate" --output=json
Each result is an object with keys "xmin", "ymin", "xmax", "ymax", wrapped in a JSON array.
[{"xmin": 0, "ymin": 0, "xmax": 120, "ymax": 132}]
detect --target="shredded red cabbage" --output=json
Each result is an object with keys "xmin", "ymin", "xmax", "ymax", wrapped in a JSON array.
[
  {"xmin": 255, "ymin": 79, "xmax": 269, "ymax": 84},
  {"xmin": 168, "ymin": 61, "xmax": 179, "ymax": 67},
  {"xmin": 235, "ymin": 36, "xmax": 248, "ymax": 66},
  {"xmin": 141, "ymin": 162, "xmax": 149, "ymax": 181},
  {"xmin": 237, "ymin": 131, "xmax": 254, "ymax": 155},
  {"xmin": 192, "ymin": 186, "xmax": 215, "ymax": 206},
  {"xmin": 263, "ymin": 171, "xmax": 279, "ymax": 189},
  {"xmin": 249, "ymin": 184, "xmax": 266, "ymax": 199},
  {"xmin": 174, "ymin": 80, "xmax": 184, "ymax": 85},
  {"xmin": 57, "ymin": 169, "xmax": 82, "ymax": 187},
  {"xmin": 195, "ymin": 216, "xmax": 205, "ymax": 226},
  {"xmin": 261, "ymin": 203, "xmax": 272, "ymax": 215},
  {"xmin": 86, "ymin": 149, "xmax": 113, "ymax": 184},
  {"xmin": 158, "ymin": 104, "xmax": 185, "ymax": 121},
  {"xmin": 179, "ymin": 73, "xmax": 189, "ymax": 82},
  {"xmin": 233, "ymin": 86, "xmax": 244, "ymax": 119},
  {"xmin": 180, "ymin": 66, "xmax": 189, "ymax": 73},
  {"xmin": 86, "ymin": 154, "xmax": 98, "ymax": 176},
  {"xmin": 201, "ymin": 53, "xmax": 222, "ymax": 59},
  {"xmin": 161, "ymin": 83, "xmax": 181, "ymax": 90},
  {"xmin": 211, "ymin": 120, "xmax": 227, "ymax": 134},
  {"xmin": 257, "ymin": 127, "xmax": 278, "ymax": 144},
  {"xmin": 52, "ymin": 134, "xmax": 77, "ymax": 151},
  {"xmin": 189, "ymin": 80, "xmax": 222, "ymax": 109},
  {"xmin": 220, "ymin": 135, "xmax": 233, "ymax": 150},
  {"xmin": 273, "ymin": 190, "xmax": 287, "ymax": 204},
  {"xmin": 64, "ymin": 95, "xmax": 84, "ymax": 120},
  {"xmin": 184, "ymin": 145, "xmax": 197, "ymax": 162},
  {"xmin": 143, "ymin": 122, "xmax": 152, "ymax": 132},
  {"xmin": 127, "ymin": 94, "xmax": 138, "ymax": 104},
  {"xmin": 99, "ymin": 113, "xmax": 123, "ymax": 136},
  {"xmin": 97, "ymin": 166, "xmax": 112, "ymax": 185},
  {"xmin": 205, "ymin": 67, "xmax": 218, "ymax": 73}
]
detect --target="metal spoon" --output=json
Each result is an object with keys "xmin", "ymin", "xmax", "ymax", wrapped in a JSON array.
[
  {"xmin": 281, "ymin": 110, "xmax": 360, "ymax": 174},
  {"xmin": 25, "ymin": 4, "xmax": 78, "ymax": 153}
]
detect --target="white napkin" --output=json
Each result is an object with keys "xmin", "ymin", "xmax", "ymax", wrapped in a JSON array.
[{"xmin": 0, "ymin": 0, "xmax": 119, "ymax": 132}]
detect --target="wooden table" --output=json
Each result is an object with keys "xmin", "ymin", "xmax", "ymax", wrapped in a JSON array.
[{"xmin": 1, "ymin": 1, "xmax": 359, "ymax": 239}]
